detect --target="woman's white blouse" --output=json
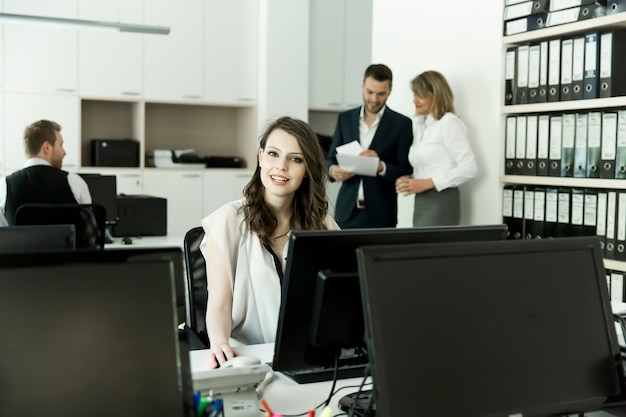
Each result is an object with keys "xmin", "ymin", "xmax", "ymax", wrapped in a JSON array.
[
  {"xmin": 409, "ymin": 113, "xmax": 478, "ymax": 191},
  {"xmin": 200, "ymin": 198, "xmax": 339, "ymax": 345}
]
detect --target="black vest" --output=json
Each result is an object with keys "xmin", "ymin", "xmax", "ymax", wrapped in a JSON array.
[{"xmin": 4, "ymin": 165, "xmax": 78, "ymax": 225}]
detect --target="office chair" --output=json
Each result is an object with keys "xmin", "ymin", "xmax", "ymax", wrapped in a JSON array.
[
  {"xmin": 15, "ymin": 203, "xmax": 107, "ymax": 249},
  {"xmin": 183, "ymin": 226, "xmax": 210, "ymax": 349}
]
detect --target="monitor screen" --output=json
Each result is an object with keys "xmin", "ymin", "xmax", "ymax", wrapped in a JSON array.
[
  {"xmin": 0, "ymin": 224, "xmax": 76, "ymax": 253},
  {"xmin": 79, "ymin": 173, "xmax": 118, "ymax": 224},
  {"xmin": 273, "ymin": 224, "xmax": 509, "ymax": 383},
  {"xmin": 356, "ymin": 237, "xmax": 621, "ymax": 417},
  {"xmin": 0, "ymin": 248, "xmax": 193, "ymax": 417}
]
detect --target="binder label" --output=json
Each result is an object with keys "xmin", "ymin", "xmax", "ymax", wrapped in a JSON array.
[
  {"xmin": 602, "ymin": 112, "xmax": 618, "ymax": 159},
  {"xmin": 584, "ymin": 194, "xmax": 597, "ymax": 227},
  {"xmin": 550, "ymin": 0, "xmax": 584, "ymax": 11},
  {"xmin": 503, "ymin": 189, "xmax": 513, "ymax": 217},
  {"xmin": 504, "ymin": 2, "xmax": 534, "ymax": 20},
  {"xmin": 600, "ymin": 33, "xmax": 613, "ymax": 78},
  {"xmin": 547, "ymin": 7, "xmax": 581, "ymax": 26}
]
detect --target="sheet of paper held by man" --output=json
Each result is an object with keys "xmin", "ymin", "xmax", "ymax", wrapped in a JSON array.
[{"xmin": 335, "ymin": 140, "xmax": 379, "ymax": 176}]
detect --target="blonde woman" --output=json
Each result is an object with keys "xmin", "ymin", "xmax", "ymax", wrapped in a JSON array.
[{"xmin": 396, "ymin": 71, "xmax": 477, "ymax": 226}]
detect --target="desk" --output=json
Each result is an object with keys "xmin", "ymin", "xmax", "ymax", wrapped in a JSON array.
[
  {"xmin": 190, "ymin": 344, "xmax": 371, "ymax": 416},
  {"xmin": 105, "ymin": 234, "xmax": 185, "ymax": 249},
  {"xmin": 190, "ymin": 344, "xmax": 626, "ymax": 417}
]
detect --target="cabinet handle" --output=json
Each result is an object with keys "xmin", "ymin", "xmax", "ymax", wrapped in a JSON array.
[
  {"xmin": 327, "ymin": 102, "xmax": 341, "ymax": 107},
  {"xmin": 182, "ymin": 174, "xmax": 201, "ymax": 178},
  {"xmin": 237, "ymin": 98, "xmax": 255, "ymax": 102},
  {"xmin": 121, "ymin": 92, "xmax": 140, "ymax": 96},
  {"xmin": 182, "ymin": 95, "xmax": 202, "ymax": 99},
  {"xmin": 120, "ymin": 174, "xmax": 141, "ymax": 178},
  {"xmin": 56, "ymin": 88, "xmax": 76, "ymax": 93}
]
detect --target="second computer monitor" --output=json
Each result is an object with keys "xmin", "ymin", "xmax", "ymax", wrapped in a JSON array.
[{"xmin": 272, "ymin": 224, "xmax": 509, "ymax": 383}]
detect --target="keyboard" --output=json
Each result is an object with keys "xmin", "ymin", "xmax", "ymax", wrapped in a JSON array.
[{"xmin": 281, "ymin": 363, "xmax": 367, "ymax": 384}]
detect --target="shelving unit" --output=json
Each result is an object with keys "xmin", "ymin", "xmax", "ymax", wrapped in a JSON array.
[{"xmin": 501, "ymin": 9, "xmax": 626, "ymax": 272}]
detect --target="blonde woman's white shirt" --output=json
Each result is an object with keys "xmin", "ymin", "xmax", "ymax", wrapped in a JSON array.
[
  {"xmin": 409, "ymin": 113, "xmax": 478, "ymax": 191},
  {"xmin": 200, "ymin": 198, "xmax": 340, "ymax": 345}
]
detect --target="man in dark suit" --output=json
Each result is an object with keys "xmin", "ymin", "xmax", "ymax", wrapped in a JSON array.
[{"xmin": 327, "ymin": 64, "xmax": 413, "ymax": 228}]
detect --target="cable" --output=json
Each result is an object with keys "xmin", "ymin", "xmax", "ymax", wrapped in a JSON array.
[{"xmin": 347, "ymin": 365, "xmax": 372, "ymax": 417}]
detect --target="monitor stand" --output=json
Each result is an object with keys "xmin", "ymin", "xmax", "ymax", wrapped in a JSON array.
[{"xmin": 338, "ymin": 389, "xmax": 375, "ymax": 416}]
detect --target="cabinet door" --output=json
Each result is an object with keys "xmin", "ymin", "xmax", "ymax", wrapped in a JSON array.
[
  {"xmin": 144, "ymin": 0, "xmax": 204, "ymax": 101},
  {"xmin": 3, "ymin": 0, "xmax": 78, "ymax": 94},
  {"xmin": 143, "ymin": 170, "xmax": 204, "ymax": 236},
  {"xmin": 204, "ymin": 0, "xmax": 257, "ymax": 105},
  {"xmin": 3, "ymin": 93, "xmax": 80, "ymax": 173},
  {"xmin": 203, "ymin": 170, "xmax": 252, "ymax": 216},
  {"xmin": 343, "ymin": 0, "xmax": 372, "ymax": 108},
  {"xmin": 308, "ymin": 0, "xmax": 345, "ymax": 109},
  {"xmin": 78, "ymin": 0, "xmax": 143, "ymax": 98},
  {"xmin": 116, "ymin": 170, "xmax": 144, "ymax": 195}
]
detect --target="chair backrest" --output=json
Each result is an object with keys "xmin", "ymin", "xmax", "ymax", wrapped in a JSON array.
[
  {"xmin": 14, "ymin": 203, "xmax": 106, "ymax": 249},
  {"xmin": 183, "ymin": 226, "xmax": 209, "ymax": 347},
  {"xmin": 0, "ymin": 224, "xmax": 76, "ymax": 253}
]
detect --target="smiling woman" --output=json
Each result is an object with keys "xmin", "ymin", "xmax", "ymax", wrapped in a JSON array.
[{"xmin": 198, "ymin": 116, "xmax": 340, "ymax": 369}]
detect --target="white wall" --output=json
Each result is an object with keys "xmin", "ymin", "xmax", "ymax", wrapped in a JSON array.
[{"xmin": 372, "ymin": 0, "xmax": 504, "ymax": 226}]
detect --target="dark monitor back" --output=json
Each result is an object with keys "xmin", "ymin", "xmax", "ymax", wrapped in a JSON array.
[
  {"xmin": 273, "ymin": 224, "xmax": 509, "ymax": 381},
  {"xmin": 357, "ymin": 237, "xmax": 621, "ymax": 417},
  {"xmin": 0, "ymin": 224, "xmax": 75, "ymax": 253},
  {"xmin": 79, "ymin": 173, "xmax": 118, "ymax": 224},
  {"xmin": 0, "ymin": 248, "xmax": 193, "ymax": 417}
]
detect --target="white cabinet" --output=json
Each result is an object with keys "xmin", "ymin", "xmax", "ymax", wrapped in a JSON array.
[
  {"xmin": 78, "ymin": 0, "xmax": 143, "ymax": 98},
  {"xmin": 202, "ymin": 169, "xmax": 252, "ymax": 216},
  {"xmin": 143, "ymin": 170, "xmax": 204, "ymax": 235},
  {"xmin": 3, "ymin": 93, "xmax": 80, "ymax": 173},
  {"xmin": 204, "ymin": 0, "xmax": 257, "ymax": 105},
  {"xmin": 308, "ymin": 0, "xmax": 372, "ymax": 110},
  {"xmin": 3, "ymin": 0, "xmax": 78, "ymax": 95},
  {"xmin": 144, "ymin": 0, "xmax": 204, "ymax": 101},
  {"xmin": 343, "ymin": 0, "xmax": 373, "ymax": 108},
  {"xmin": 116, "ymin": 170, "xmax": 144, "ymax": 195}
]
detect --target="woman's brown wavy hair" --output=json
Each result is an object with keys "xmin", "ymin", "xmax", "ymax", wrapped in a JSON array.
[{"xmin": 242, "ymin": 116, "xmax": 330, "ymax": 246}]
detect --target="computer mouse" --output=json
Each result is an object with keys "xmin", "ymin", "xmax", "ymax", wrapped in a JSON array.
[
  {"xmin": 221, "ymin": 355, "xmax": 262, "ymax": 368},
  {"xmin": 121, "ymin": 237, "xmax": 133, "ymax": 245}
]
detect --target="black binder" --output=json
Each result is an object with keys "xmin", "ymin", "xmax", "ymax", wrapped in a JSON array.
[
  {"xmin": 560, "ymin": 113, "xmax": 576, "ymax": 177},
  {"xmin": 583, "ymin": 188, "xmax": 598, "ymax": 237},
  {"xmin": 513, "ymin": 186, "xmax": 526, "ymax": 240},
  {"xmin": 525, "ymin": 114, "xmax": 539, "ymax": 175},
  {"xmin": 570, "ymin": 188, "xmax": 586, "ymax": 236},
  {"xmin": 557, "ymin": 187, "xmax": 571, "ymax": 237},
  {"xmin": 586, "ymin": 111, "xmax": 602, "ymax": 178},
  {"xmin": 606, "ymin": 191, "xmax": 618, "ymax": 260},
  {"xmin": 528, "ymin": 43, "xmax": 541, "ymax": 103},
  {"xmin": 537, "ymin": 114, "xmax": 551, "ymax": 176},
  {"xmin": 560, "ymin": 38, "xmax": 574, "ymax": 101},
  {"xmin": 616, "ymin": 192, "xmax": 626, "ymax": 262},
  {"xmin": 574, "ymin": 113, "xmax": 588, "ymax": 178},
  {"xmin": 615, "ymin": 110, "xmax": 626, "ymax": 178},
  {"xmin": 523, "ymin": 186, "xmax": 535, "ymax": 239},
  {"xmin": 583, "ymin": 32, "xmax": 600, "ymax": 99},
  {"xmin": 597, "ymin": 190, "xmax": 608, "ymax": 255},
  {"xmin": 599, "ymin": 31, "xmax": 626, "ymax": 98},
  {"xmin": 505, "ymin": 116, "xmax": 516, "ymax": 175},
  {"xmin": 502, "ymin": 185, "xmax": 515, "ymax": 240},
  {"xmin": 549, "ymin": 115, "xmax": 563, "ymax": 177},
  {"xmin": 547, "ymin": 38, "xmax": 561, "ymax": 102},
  {"xmin": 544, "ymin": 187, "xmax": 559, "ymax": 238},
  {"xmin": 515, "ymin": 115, "xmax": 527, "ymax": 174},
  {"xmin": 532, "ymin": 187, "xmax": 546, "ymax": 239},
  {"xmin": 601, "ymin": 111, "xmax": 618, "ymax": 179},
  {"xmin": 504, "ymin": 47, "xmax": 517, "ymax": 105},
  {"xmin": 516, "ymin": 44, "xmax": 530, "ymax": 104},
  {"xmin": 571, "ymin": 36, "xmax": 585, "ymax": 100},
  {"xmin": 538, "ymin": 40, "xmax": 549, "ymax": 102}
]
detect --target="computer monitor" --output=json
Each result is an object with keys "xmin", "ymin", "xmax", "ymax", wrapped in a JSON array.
[
  {"xmin": 356, "ymin": 237, "xmax": 622, "ymax": 417},
  {"xmin": 0, "ymin": 224, "xmax": 76, "ymax": 253},
  {"xmin": 79, "ymin": 173, "xmax": 118, "ymax": 225},
  {"xmin": 0, "ymin": 247, "xmax": 193, "ymax": 417},
  {"xmin": 272, "ymin": 224, "xmax": 509, "ymax": 383}
]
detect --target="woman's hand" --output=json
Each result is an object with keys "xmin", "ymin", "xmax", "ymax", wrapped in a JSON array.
[
  {"xmin": 395, "ymin": 176, "xmax": 435, "ymax": 196},
  {"xmin": 208, "ymin": 343, "xmax": 237, "ymax": 369}
]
